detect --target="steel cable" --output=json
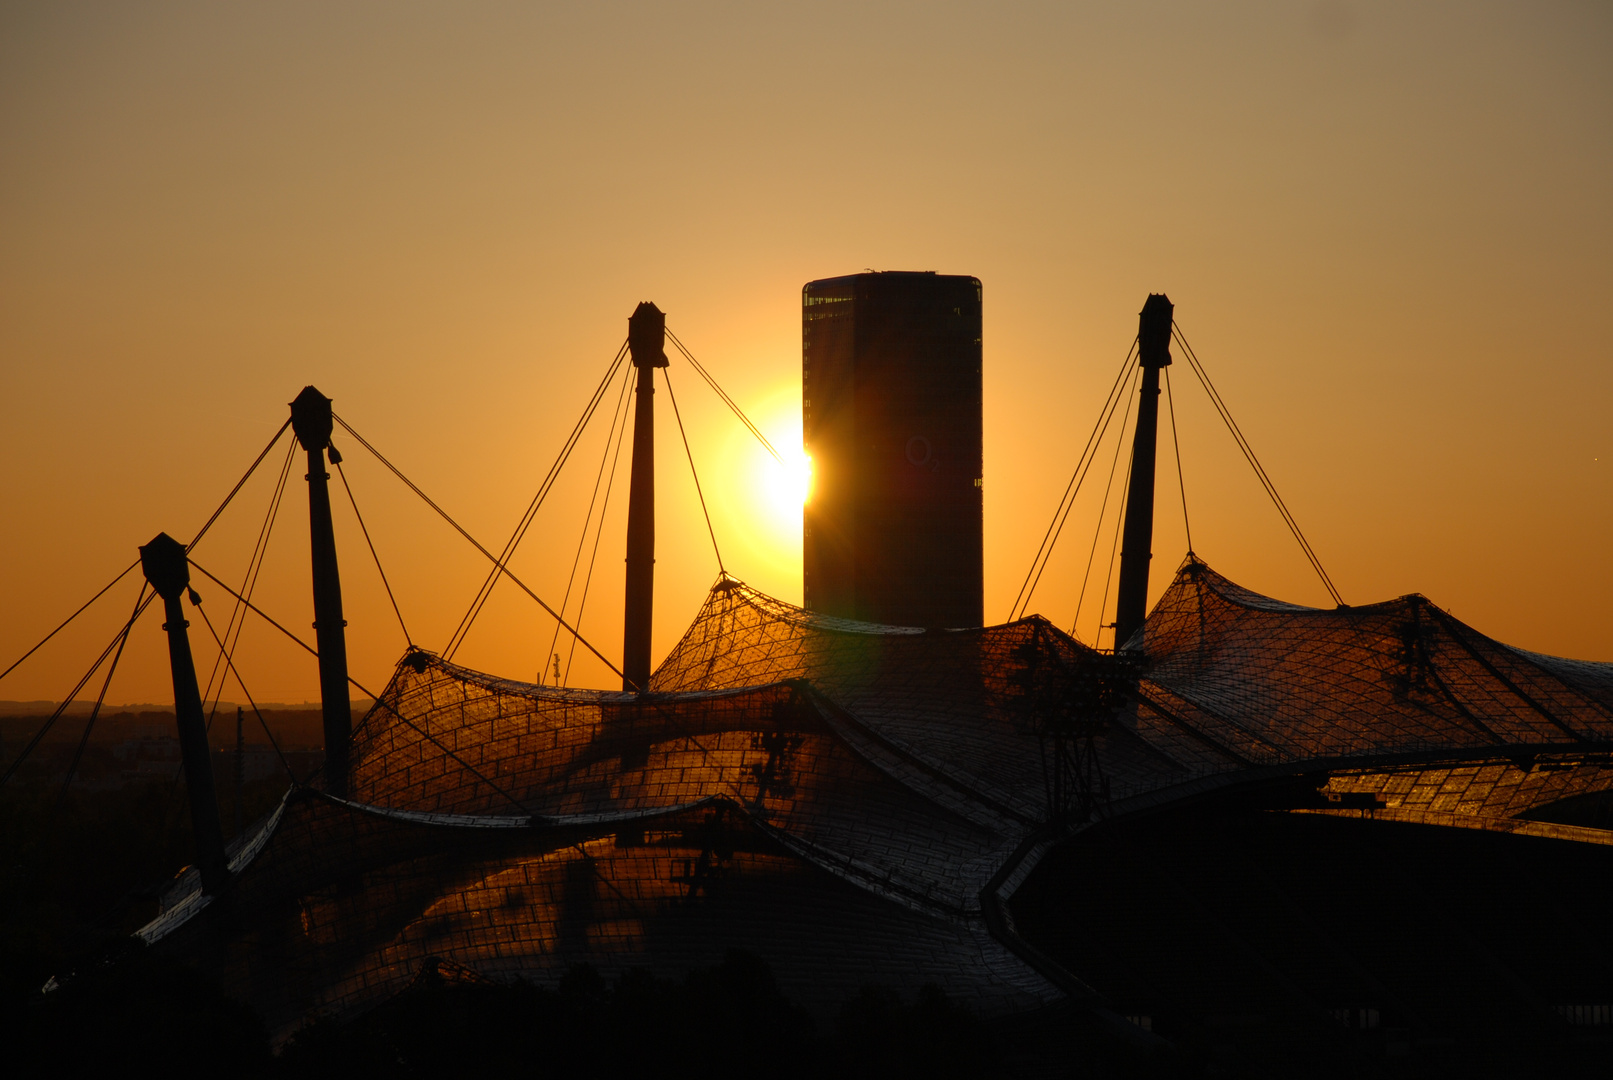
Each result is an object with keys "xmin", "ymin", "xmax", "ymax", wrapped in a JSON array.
[
  {"xmin": 57, "ymin": 583, "xmax": 149, "ymax": 802},
  {"xmin": 1096, "ymin": 446, "xmax": 1135, "ymax": 650},
  {"xmin": 1011, "ymin": 340, "xmax": 1140, "ymax": 621},
  {"xmin": 1073, "ymin": 366, "xmax": 1141, "ymax": 641},
  {"xmin": 4, "ymin": 417, "xmax": 288, "ymax": 691},
  {"xmin": 663, "ymin": 327, "xmax": 783, "ymax": 466},
  {"xmin": 191, "ymin": 561, "xmax": 527, "ymax": 811},
  {"xmin": 191, "ymin": 597, "xmax": 299, "ymax": 782},
  {"xmin": 1165, "ymin": 364, "xmax": 1193, "ymax": 555},
  {"xmin": 545, "ymin": 363, "xmax": 633, "ymax": 686},
  {"xmin": 335, "ymin": 458, "xmax": 413, "ymax": 648},
  {"xmin": 563, "ymin": 369, "xmax": 635, "ymax": 688},
  {"xmin": 444, "ymin": 342, "xmax": 629, "ymax": 657},
  {"xmin": 299, "ymin": 422, "xmax": 628, "ymax": 684},
  {"xmin": 201, "ymin": 439, "xmax": 296, "ymax": 719},
  {"xmin": 1, "ymin": 590, "xmax": 159, "ymax": 786},
  {"xmin": 1171, "ymin": 323, "xmax": 1342, "ymax": 605},
  {"xmin": 0, "ymin": 558, "xmax": 139, "ymax": 687},
  {"xmin": 663, "ymin": 368, "xmax": 725, "ymax": 575},
  {"xmin": 187, "ymin": 418, "xmax": 293, "ymax": 554}
]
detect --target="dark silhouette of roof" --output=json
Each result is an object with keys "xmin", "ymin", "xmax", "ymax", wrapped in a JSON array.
[{"xmin": 140, "ymin": 558, "xmax": 1613, "ymax": 1046}]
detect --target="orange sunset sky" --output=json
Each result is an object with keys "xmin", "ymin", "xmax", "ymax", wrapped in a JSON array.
[{"xmin": 1, "ymin": 1, "xmax": 1608, "ymax": 707}]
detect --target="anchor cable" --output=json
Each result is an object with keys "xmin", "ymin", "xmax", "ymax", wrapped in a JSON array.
[
  {"xmin": 1073, "ymin": 366, "xmax": 1141, "ymax": 641},
  {"xmin": 0, "ymin": 558, "xmax": 139, "ymax": 687},
  {"xmin": 187, "ymin": 560, "xmax": 389, "ymax": 703},
  {"xmin": 564, "ymin": 367, "xmax": 635, "ymax": 688},
  {"xmin": 1011, "ymin": 339, "xmax": 1140, "ymax": 621},
  {"xmin": 191, "ymin": 596, "xmax": 298, "ymax": 782},
  {"xmin": 335, "ymin": 457, "xmax": 413, "ymax": 649},
  {"xmin": 444, "ymin": 342, "xmax": 630, "ymax": 657},
  {"xmin": 188, "ymin": 418, "xmax": 293, "ymax": 554},
  {"xmin": 664, "ymin": 368, "xmax": 725, "ymax": 575},
  {"xmin": 1171, "ymin": 323, "xmax": 1341, "ymax": 605},
  {"xmin": 201, "ymin": 438, "xmax": 295, "ymax": 722},
  {"xmin": 184, "ymin": 585, "xmax": 530, "ymax": 815},
  {"xmin": 545, "ymin": 363, "xmax": 633, "ymax": 686},
  {"xmin": 664, "ymin": 327, "xmax": 784, "ymax": 466},
  {"xmin": 226, "ymin": 429, "xmax": 629, "ymax": 685},
  {"xmin": 220, "ymin": 632, "xmax": 526, "ymax": 815},
  {"xmin": 1, "ymin": 589, "xmax": 159, "ymax": 786},
  {"xmin": 57, "ymin": 582, "xmax": 148, "ymax": 802},
  {"xmin": 1096, "ymin": 446, "xmax": 1135, "ymax": 649},
  {"xmin": 1165, "ymin": 364, "xmax": 1193, "ymax": 555}
]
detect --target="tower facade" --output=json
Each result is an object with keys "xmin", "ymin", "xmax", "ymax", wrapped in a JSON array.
[{"xmin": 802, "ymin": 271, "xmax": 983, "ymax": 627}]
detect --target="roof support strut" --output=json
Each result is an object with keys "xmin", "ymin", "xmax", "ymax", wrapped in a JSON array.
[
  {"xmin": 291, "ymin": 386, "xmax": 352, "ymax": 796},
  {"xmin": 1114, "ymin": 294, "xmax": 1174, "ymax": 651},
  {"xmin": 623, "ymin": 303, "xmax": 668, "ymax": 692}
]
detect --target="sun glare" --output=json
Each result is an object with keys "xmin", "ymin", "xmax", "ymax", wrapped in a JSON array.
[
  {"xmin": 727, "ymin": 392, "xmax": 806, "ymax": 545},
  {"xmin": 767, "ymin": 447, "xmax": 811, "ymax": 516},
  {"xmin": 753, "ymin": 414, "xmax": 808, "ymax": 534},
  {"xmin": 711, "ymin": 385, "xmax": 806, "ymax": 588}
]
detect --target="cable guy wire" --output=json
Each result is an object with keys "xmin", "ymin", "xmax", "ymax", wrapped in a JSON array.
[
  {"xmin": 58, "ymin": 582, "xmax": 149, "ymax": 802},
  {"xmin": 309, "ymin": 423, "xmax": 628, "ymax": 684},
  {"xmin": 188, "ymin": 560, "xmax": 384, "ymax": 702},
  {"xmin": 546, "ymin": 363, "xmax": 634, "ymax": 686},
  {"xmin": 188, "ymin": 418, "xmax": 293, "ymax": 554},
  {"xmin": 202, "ymin": 438, "xmax": 295, "ymax": 722},
  {"xmin": 1012, "ymin": 339, "xmax": 1140, "ymax": 621},
  {"xmin": 335, "ymin": 458, "xmax": 413, "ymax": 648},
  {"xmin": 663, "ymin": 327, "xmax": 784, "ymax": 466},
  {"xmin": 1073, "ymin": 366, "xmax": 1141, "ymax": 640},
  {"xmin": 0, "ymin": 557, "xmax": 139, "ymax": 687},
  {"xmin": 1165, "ymin": 365, "xmax": 1193, "ymax": 555},
  {"xmin": 446, "ymin": 341, "xmax": 630, "ymax": 657},
  {"xmin": 190, "ymin": 569, "xmax": 530, "ymax": 813},
  {"xmin": 1, "ymin": 588, "xmax": 159, "ymax": 787},
  {"xmin": 564, "ymin": 368, "xmax": 634, "ymax": 688},
  {"xmin": 192, "ymin": 596, "xmax": 299, "ymax": 783},
  {"xmin": 1096, "ymin": 445, "xmax": 1134, "ymax": 650},
  {"xmin": 664, "ymin": 368, "xmax": 725, "ymax": 575},
  {"xmin": 1171, "ymin": 322, "xmax": 1342, "ymax": 605}
]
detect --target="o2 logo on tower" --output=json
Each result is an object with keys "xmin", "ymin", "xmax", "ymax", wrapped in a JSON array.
[{"xmin": 906, "ymin": 436, "xmax": 939, "ymax": 473}]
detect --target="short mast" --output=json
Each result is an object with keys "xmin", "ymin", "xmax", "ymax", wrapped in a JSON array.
[
  {"xmin": 290, "ymin": 386, "xmax": 352, "ymax": 795},
  {"xmin": 622, "ymin": 303, "xmax": 668, "ymax": 692},
  {"xmin": 1113, "ymin": 294, "xmax": 1174, "ymax": 651}
]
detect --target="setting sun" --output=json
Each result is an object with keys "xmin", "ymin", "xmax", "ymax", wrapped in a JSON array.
[
  {"xmin": 749, "ymin": 402, "xmax": 808, "ymax": 537},
  {"xmin": 766, "ymin": 447, "xmax": 811, "ymax": 516}
]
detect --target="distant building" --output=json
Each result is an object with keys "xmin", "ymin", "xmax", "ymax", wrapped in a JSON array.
[{"xmin": 802, "ymin": 271, "xmax": 983, "ymax": 627}]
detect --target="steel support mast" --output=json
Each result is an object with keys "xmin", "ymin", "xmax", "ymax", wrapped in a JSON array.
[
  {"xmin": 139, "ymin": 532, "xmax": 229, "ymax": 894},
  {"xmin": 622, "ymin": 303, "xmax": 668, "ymax": 692},
  {"xmin": 1114, "ymin": 294, "xmax": 1174, "ymax": 651},
  {"xmin": 290, "ymin": 386, "xmax": 352, "ymax": 795}
]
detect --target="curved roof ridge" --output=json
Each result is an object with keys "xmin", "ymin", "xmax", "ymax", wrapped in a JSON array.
[
  {"xmin": 709, "ymin": 573, "xmax": 1075, "ymax": 638},
  {"xmin": 1162, "ymin": 555, "xmax": 1450, "ymax": 619},
  {"xmin": 404, "ymin": 648, "xmax": 811, "ymax": 704},
  {"xmin": 1502, "ymin": 644, "xmax": 1613, "ymax": 680},
  {"xmin": 717, "ymin": 575, "xmax": 928, "ymax": 635},
  {"xmin": 1175, "ymin": 557, "xmax": 1326, "ymax": 614}
]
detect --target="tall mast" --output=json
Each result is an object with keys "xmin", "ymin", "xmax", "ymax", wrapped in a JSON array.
[
  {"xmin": 622, "ymin": 303, "xmax": 667, "ymax": 692},
  {"xmin": 1113, "ymin": 294, "xmax": 1174, "ymax": 651},
  {"xmin": 290, "ymin": 386, "xmax": 352, "ymax": 795}
]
